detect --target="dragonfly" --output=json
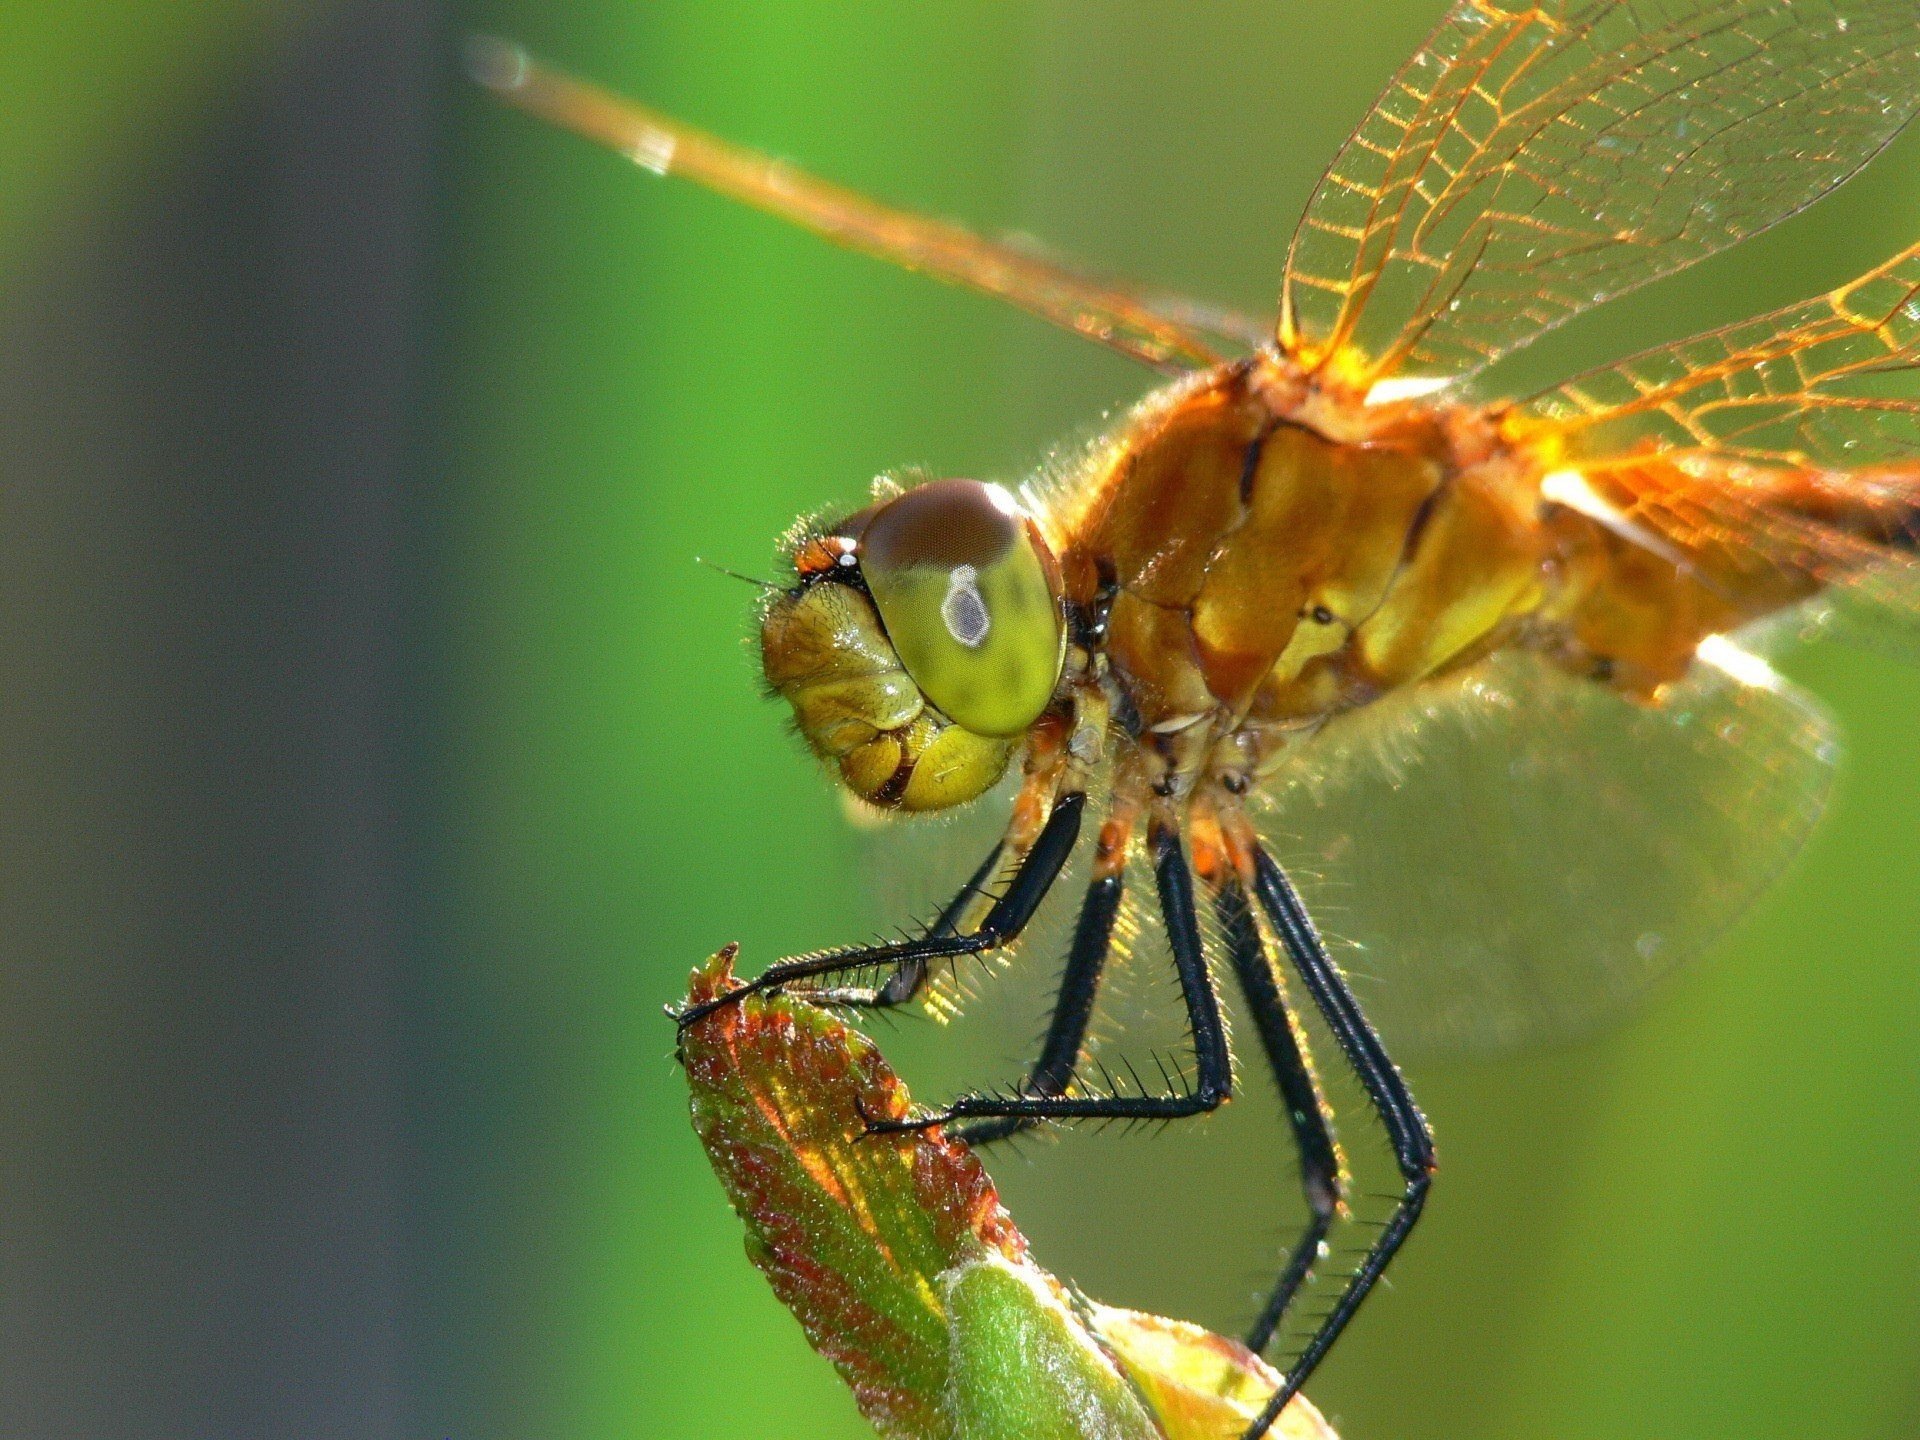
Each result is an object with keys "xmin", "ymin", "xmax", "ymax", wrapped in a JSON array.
[{"xmin": 474, "ymin": 4, "xmax": 1920, "ymax": 1434}]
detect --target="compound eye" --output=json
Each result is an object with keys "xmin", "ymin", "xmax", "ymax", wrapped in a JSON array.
[{"xmin": 858, "ymin": 478, "xmax": 1064, "ymax": 738}]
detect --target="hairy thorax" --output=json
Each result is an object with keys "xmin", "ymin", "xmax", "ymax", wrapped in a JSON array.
[{"xmin": 1048, "ymin": 351, "xmax": 1818, "ymax": 806}]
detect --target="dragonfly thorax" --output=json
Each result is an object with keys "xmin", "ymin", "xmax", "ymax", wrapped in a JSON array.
[{"xmin": 1059, "ymin": 358, "xmax": 1545, "ymax": 749}]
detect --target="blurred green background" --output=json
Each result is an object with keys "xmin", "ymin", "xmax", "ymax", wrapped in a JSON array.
[{"xmin": 7, "ymin": 3, "xmax": 1919, "ymax": 1438}]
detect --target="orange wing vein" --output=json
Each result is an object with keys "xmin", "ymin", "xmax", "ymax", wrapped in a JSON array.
[
  {"xmin": 468, "ymin": 38, "xmax": 1240, "ymax": 374},
  {"xmin": 1281, "ymin": 0, "xmax": 1920, "ymax": 388},
  {"xmin": 1521, "ymin": 237, "xmax": 1920, "ymax": 629}
]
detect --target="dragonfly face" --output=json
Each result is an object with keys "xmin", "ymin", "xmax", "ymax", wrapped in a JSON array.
[
  {"xmin": 476, "ymin": 4, "xmax": 1920, "ymax": 1435},
  {"xmin": 760, "ymin": 478, "xmax": 1066, "ymax": 812}
]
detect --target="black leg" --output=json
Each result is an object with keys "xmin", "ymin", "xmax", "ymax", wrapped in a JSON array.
[
  {"xmin": 674, "ymin": 792, "xmax": 1086, "ymax": 1033},
  {"xmin": 869, "ymin": 823, "xmax": 1231, "ymax": 1132},
  {"xmin": 1244, "ymin": 846, "xmax": 1435, "ymax": 1440},
  {"xmin": 949, "ymin": 869, "xmax": 1125, "ymax": 1146},
  {"xmin": 1213, "ymin": 878, "xmax": 1344, "ymax": 1357},
  {"xmin": 802, "ymin": 841, "xmax": 1009, "ymax": 1010}
]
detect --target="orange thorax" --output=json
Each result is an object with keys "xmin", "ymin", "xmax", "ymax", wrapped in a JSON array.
[{"xmin": 1052, "ymin": 357, "xmax": 1834, "ymax": 745}]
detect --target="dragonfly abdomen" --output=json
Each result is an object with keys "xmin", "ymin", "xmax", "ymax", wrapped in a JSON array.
[{"xmin": 1530, "ymin": 452, "xmax": 1920, "ymax": 696}]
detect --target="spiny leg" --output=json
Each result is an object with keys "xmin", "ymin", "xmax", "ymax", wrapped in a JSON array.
[
  {"xmin": 868, "ymin": 820, "xmax": 1231, "ymax": 1133},
  {"xmin": 673, "ymin": 790, "xmax": 1085, "ymax": 1034},
  {"xmin": 948, "ymin": 869, "xmax": 1124, "ymax": 1146},
  {"xmin": 1212, "ymin": 876, "xmax": 1346, "ymax": 1357},
  {"xmin": 952, "ymin": 807, "xmax": 1137, "ymax": 1146},
  {"xmin": 680, "ymin": 720, "xmax": 1083, "ymax": 1029},
  {"xmin": 1242, "ymin": 844, "xmax": 1434, "ymax": 1440},
  {"xmin": 801, "ymin": 841, "xmax": 1009, "ymax": 1011}
]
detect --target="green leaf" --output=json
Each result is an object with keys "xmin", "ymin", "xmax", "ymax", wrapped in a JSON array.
[
  {"xmin": 679, "ymin": 947, "xmax": 1338, "ymax": 1440},
  {"xmin": 943, "ymin": 1252, "xmax": 1161, "ymax": 1440}
]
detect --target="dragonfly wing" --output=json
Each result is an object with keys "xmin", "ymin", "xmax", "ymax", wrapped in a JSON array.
[
  {"xmin": 1254, "ymin": 644, "xmax": 1837, "ymax": 1054},
  {"xmin": 1280, "ymin": 0, "xmax": 1920, "ymax": 388},
  {"xmin": 1522, "ymin": 237, "xmax": 1920, "ymax": 653},
  {"xmin": 470, "ymin": 40, "xmax": 1241, "ymax": 374},
  {"xmin": 1530, "ymin": 238, "xmax": 1920, "ymax": 467}
]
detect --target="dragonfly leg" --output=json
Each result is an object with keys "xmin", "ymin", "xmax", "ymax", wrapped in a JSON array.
[
  {"xmin": 1241, "ymin": 843, "xmax": 1435, "ymax": 1440},
  {"xmin": 800, "ymin": 843, "xmax": 1009, "ymax": 1012},
  {"xmin": 1211, "ymin": 876, "xmax": 1346, "ymax": 1357},
  {"xmin": 867, "ymin": 821, "xmax": 1232, "ymax": 1133},
  {"xmin": 947, "ymin": 868, "xmax": 1124, "ymax": 1146},
  {"xmin": 672, "ymin": 791, "xmax": 1085, "ymax": 1034},
  {"xmin": 952, "ymin": 803, "xmax": 1136, "ymax": 1145}
]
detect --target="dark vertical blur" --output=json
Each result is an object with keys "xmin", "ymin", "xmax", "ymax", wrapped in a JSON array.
[{"xmin": 0, "ymin": 5, "xmax": 436, "ymax": 1436}]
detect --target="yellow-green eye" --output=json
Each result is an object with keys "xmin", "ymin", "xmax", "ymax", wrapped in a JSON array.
[{"xmin": 857, "ymin": 479, "xmax": 1064, "ymax": 738}]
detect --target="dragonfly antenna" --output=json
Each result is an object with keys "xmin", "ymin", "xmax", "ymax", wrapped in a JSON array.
[{"xmin": 695, "ymin": 556, "xmax": 781, "ymax": 593}]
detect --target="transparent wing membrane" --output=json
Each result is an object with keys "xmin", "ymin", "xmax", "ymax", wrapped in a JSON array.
[
  {"xmin": 1531, "ymin": 238, "xmax": 1920, "ymax": 468},
  {"xmin": 468, "ymin": 39, "xmax": 1236, "ymax": 373},
  {"xmin": 1523, "ymin": 237, "xmax": 1920, "ymax": 650},
  {"xmin": 1256, "ymin": 646, "xmax": 1837, "ymax": 1052},
  {"xmin": 1281, "ymin": 0, "xmax": 1920, "ymax": 387}
]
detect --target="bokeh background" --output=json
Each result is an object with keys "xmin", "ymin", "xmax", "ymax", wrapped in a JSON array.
[{"xmin": 7, "ymin": 3, "xmax": 1920, "ymax": 1438}]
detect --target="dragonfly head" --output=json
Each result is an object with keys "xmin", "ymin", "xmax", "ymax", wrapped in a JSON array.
[{"xmin": 760, "ymin": 478, "xmax": 1066, "ymax": 812}]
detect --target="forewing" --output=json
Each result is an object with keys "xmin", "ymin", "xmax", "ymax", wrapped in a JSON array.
[
  {"xmin": 1281, "ymin": 0, "xmax": 1920, "ymax": 388},
  {"xmin": 471, "ymin": 39, "xmax": 1239, "ymax": 373},
  {"xmin": 1255, "ymin": 646, "xmax": 1837, "ymax": 1053}
]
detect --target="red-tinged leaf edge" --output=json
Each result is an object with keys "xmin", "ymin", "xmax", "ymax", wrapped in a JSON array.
[{"xmin": 681, "ymin": 946, "xmax": 1024, "ymax": 1438}]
